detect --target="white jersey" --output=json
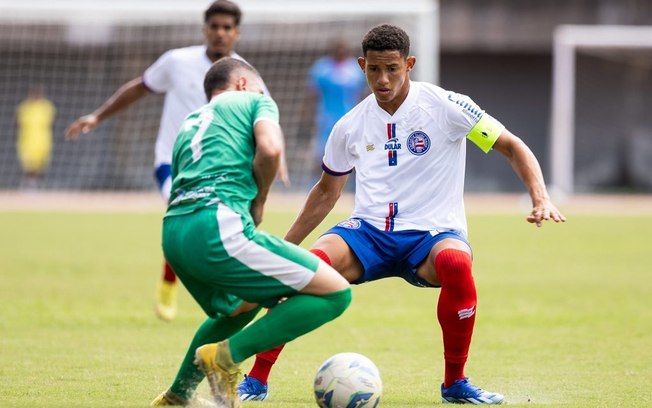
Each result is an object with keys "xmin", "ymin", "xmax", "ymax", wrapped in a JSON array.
[
  {"xmin": 322, "ymin": 81, "xmax": 504, "ymax": 237},
  {"xmin": 143, "ymin": 45, "xmax": 266, "ymax": 167}
]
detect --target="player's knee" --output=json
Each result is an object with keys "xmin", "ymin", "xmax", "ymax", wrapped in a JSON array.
[
  {"xmin": 435, "ymin": 249, "xmax": 474, "ymax": 289},
  {"xmin": 322, "ymin": 287, "xmax": 352, "ymax": 319},
  {"xmin": 229, "ymin": 301, "xmax": 261, "ymax": 317}
]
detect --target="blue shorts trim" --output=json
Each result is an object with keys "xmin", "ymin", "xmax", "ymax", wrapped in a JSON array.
[
  {"xmin": 154, "ymin": 164, "xmax": 171, "ymax": 191},
  {"xmin": 323, "ymin": 218, "xmax": 470, "ymax": 288}
]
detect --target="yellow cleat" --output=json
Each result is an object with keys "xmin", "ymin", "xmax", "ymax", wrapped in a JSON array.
[
  {"xmin": 155, "ymin": 280, "xmax": 178, "ymax": 321},
  {"xmin": 150, "ymin": 389, "xmax": 216, "ymax": 407},
  {"xmin": 194, "ymin": 341, "xmax": 241, "ymax": 408}
]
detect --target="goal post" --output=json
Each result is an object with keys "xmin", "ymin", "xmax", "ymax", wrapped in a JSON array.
[
  {"xmin": 0, "ymin": 0, "xmax": 439, "ymax": 191},
  {"xmin": 550, "ymin": 24, "xmax": 652, "ymax": 195}
]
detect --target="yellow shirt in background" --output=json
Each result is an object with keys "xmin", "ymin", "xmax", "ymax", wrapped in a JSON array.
[{"xmin": 17, "ymin": 98, "xmax": 56, "ymax": 172}]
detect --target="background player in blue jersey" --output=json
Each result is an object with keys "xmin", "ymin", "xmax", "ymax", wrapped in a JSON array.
[
  {"xmin": 239, "ymin": 24, "xmax": 565, "ymax": 405},
  {"xmin": 303, "ymin": 38, "xmax": 367, "ymax": 184}
]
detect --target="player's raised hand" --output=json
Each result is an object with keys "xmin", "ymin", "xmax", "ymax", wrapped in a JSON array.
[
  {"xmin": 527, "ymin": 199, "xmax": 566, "ymax": 227},
  {"xmin": 65, "ymin": 114, "xmax": 99, "ymax": 140}
]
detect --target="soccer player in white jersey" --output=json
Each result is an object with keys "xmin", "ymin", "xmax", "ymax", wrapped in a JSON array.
[
  {"xmin": 65, "ymin": 1, "xmax": 280, "ymax": 322},
  {"xmin": 239, "ymin": 24, "xmax": 566, "ymax": 404}
]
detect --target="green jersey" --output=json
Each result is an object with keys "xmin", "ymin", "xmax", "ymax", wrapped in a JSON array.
[{"xmin": 166, "ymin": 91, "xmax": 279, "ymax": 218}]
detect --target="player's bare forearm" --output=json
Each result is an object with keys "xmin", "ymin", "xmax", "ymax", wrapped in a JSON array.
[
  {"xmin": 511, "ymin": 143, "xmax": 547, "ymax": 204},
  {"xmin": 285, "ymin": 174, "xmax": 346, "ymax": 245},
  {"xmin": 251, "ymin": 171, "xmax": 278, "ymax": 226},
  {"xmin": 276, "ymin": 146, "xmax": 291, "ymax": 187},
  {"xmin": 252, "ymin": 155, "xmax": 279, "ymax": 203},
  {"xmin": 251, "ymin": 121, "xmax": 283, "ymax": 225},
  {"xmin": 493, "ymin": 129, "xmax": 566, "ymax": 226},
  {"xmin": 285, "ymin": 188, "xmax": 336, "ymax": 245},
  {"xmin": 92, "ymin": 78, "xmax": 149, "ymax": 122},
  {"xmin": 66, "ymin": 78, "xmax": 149, "ymax": 140},
  {"xmin": 251, "ymin": 150, "xmax": 280, "ymax": 226}
]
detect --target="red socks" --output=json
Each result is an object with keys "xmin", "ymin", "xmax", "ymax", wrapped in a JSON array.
[
  {"xmin": 163, "ymin": 261, "xmax": 177, "ymax": 283},
  {"xmin": 247, "ymin": 248, "xmax": 332, "ymax": 384},
  {"xmin": 435, "ymin": 249, "xmax": 477, "ymax": 388},
  {"xmin": 248, "ymin": 248, "xmax": 475, "ymax": 388},
  {"xmin": 309, "ymin": 248, "xmax": 331, "ymax": 266},
  {"xmin": 248, "ymin": 342, "xmax": 285, "ymax": 385},
  {"xmin": 249, "ymin": 248, "xmax": 474, "ymax": 388}
]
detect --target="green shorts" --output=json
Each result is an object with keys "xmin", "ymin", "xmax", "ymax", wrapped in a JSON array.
[{"xmin": 162, "ymin": 202, "xmax": 319, "ymax": 318}]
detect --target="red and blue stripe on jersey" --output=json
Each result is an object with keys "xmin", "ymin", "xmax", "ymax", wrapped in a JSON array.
[
  {"xmin": 387, "ymin": 123, "xmax": 397, "ymax": 166},
  {"xmin": 385, "ymin": 123, "xmax": 398, "ymax": 231},
  {"xmin": 385, "ymin": 201, "xmax": 399, "ymax": 231}
]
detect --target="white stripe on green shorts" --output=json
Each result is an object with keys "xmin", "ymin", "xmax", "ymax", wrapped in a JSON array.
[{"xmin": 216, "ymin": 202, "xmax": 315, "ymax": 291}]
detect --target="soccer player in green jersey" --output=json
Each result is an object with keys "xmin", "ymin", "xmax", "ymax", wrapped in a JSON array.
[{"xmin": 151, "ymin": 57, "xmax": 351, "ymax": 407}]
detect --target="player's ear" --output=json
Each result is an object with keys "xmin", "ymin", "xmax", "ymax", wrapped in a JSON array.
[
  {"xmin": 357, "ymin": 57, "xmax": 366, "ymax": 71},
  {"xmin": 406, "ymin": 56, "xmax": 416, "ymax": 72},
  {"xmin": 235, "ymin": 76, "xmax": 247, "ymax": 91}
]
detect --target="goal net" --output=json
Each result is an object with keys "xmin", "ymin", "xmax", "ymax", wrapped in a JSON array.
[
  {"xmin": 550, "ymin": 25, "xmax": 652, "ymax": 195},
  {"xmin": 0, "ymin": 0, "xmax": 439, "ymax": 191}
]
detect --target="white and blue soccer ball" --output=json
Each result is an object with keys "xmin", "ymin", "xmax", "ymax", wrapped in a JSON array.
[{"xmin": 313, "ymin": 352, "xmax": 382, "ymax": 408}]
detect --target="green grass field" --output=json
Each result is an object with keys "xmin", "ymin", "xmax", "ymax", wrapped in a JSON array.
[{"xmin": 1, "ymin": 207, "xmax": 650, "ymax": 407}]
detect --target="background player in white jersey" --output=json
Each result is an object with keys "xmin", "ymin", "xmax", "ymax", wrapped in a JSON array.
[
  {"xmin": 240, "ymin": 24, "xmax": 565, "ymax": 404},
  {"xmin": 65, "ymin": 0, "xmax": 281, "ymax": 322}
]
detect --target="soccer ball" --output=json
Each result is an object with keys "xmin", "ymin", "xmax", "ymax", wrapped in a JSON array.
[{"xmin": 313, "ymin": 352, "xmax": 382, "ymax": 408}]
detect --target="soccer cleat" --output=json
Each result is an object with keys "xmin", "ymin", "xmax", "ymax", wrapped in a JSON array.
[
  {"xmin": 155, "ymin": 280, "xmax": 178, "ymax": 321},
  {"xmin": 194, "ymin": 341, "xmax": 242, "ymax": 408},
  {"xmin": 150, "ymin": 389, "xmax": 216, "ymax": 407},
  {"xmin": 238, "ymin": 374, "xmax": 269, "ymax": 401},
  {"xmin": 441, "ymin": 378, "xmax": 504, "ymax": 405}
]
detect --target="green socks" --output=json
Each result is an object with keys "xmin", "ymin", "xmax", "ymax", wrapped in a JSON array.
[
  {"xmin": 229, "ymin": 288, "xmax": 352, "ymax": 363},
  {"xmin": 169, "ymin": 288, "xmax": 352, "ymax": 399},
  {"xmin": 169, "ymin": 306, "xmax": 260, "ymax": 400}
]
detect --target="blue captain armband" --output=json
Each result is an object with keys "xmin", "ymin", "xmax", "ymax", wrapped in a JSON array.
[{"xmin": 467, "ymin": 114, "xmax": 505, "ymax": 153}]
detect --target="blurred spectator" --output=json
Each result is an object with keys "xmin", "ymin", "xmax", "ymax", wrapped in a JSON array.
[
  {"xmin": 302, "ymin": 38, "xmax": 367, "ymax": 185},
  {"xmin": 16, "ymin": 85, "xmax": 56, "ymax": 190}
]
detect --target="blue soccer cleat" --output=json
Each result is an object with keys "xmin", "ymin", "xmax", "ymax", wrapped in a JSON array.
[
  {"xmin": 238, "ymin": 374, "xmax": 269, "ymax": 401},
  {"xmin": 441, "ymin": 377, "xmax": 504, "ymax": 405}
]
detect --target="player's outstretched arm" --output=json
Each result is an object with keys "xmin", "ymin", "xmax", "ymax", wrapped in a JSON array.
[
  {"xmin": 284, "ymin": 172, "xmax": 348, "ymax": 245},
  {"xmin": 251, "ymin": 120, "xmax": 283, "ymax": 226},
  {"xmin": 492, "ymin": 129, "xmax": 566, "ymax": 227},
  {"xmin": 64, "ymin": 77, "xmax": 149, "ymax": 140}
]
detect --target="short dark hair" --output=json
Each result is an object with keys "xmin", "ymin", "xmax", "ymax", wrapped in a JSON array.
[
  {"xmin": 203, "ymin": 57, "xmax": 257, "ymax": 100},
  {"xmin": 361, "ymin": 24, "xmax": 410, "ymax": 58},
  {"xmin": 204, "ymin": 0, "xmax": 242, "ymax": 25}
]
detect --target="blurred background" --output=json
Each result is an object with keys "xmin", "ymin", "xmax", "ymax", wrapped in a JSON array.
[{"xmin": 0, "ymin": 0, "xmax": 651, "ymax": 195}]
